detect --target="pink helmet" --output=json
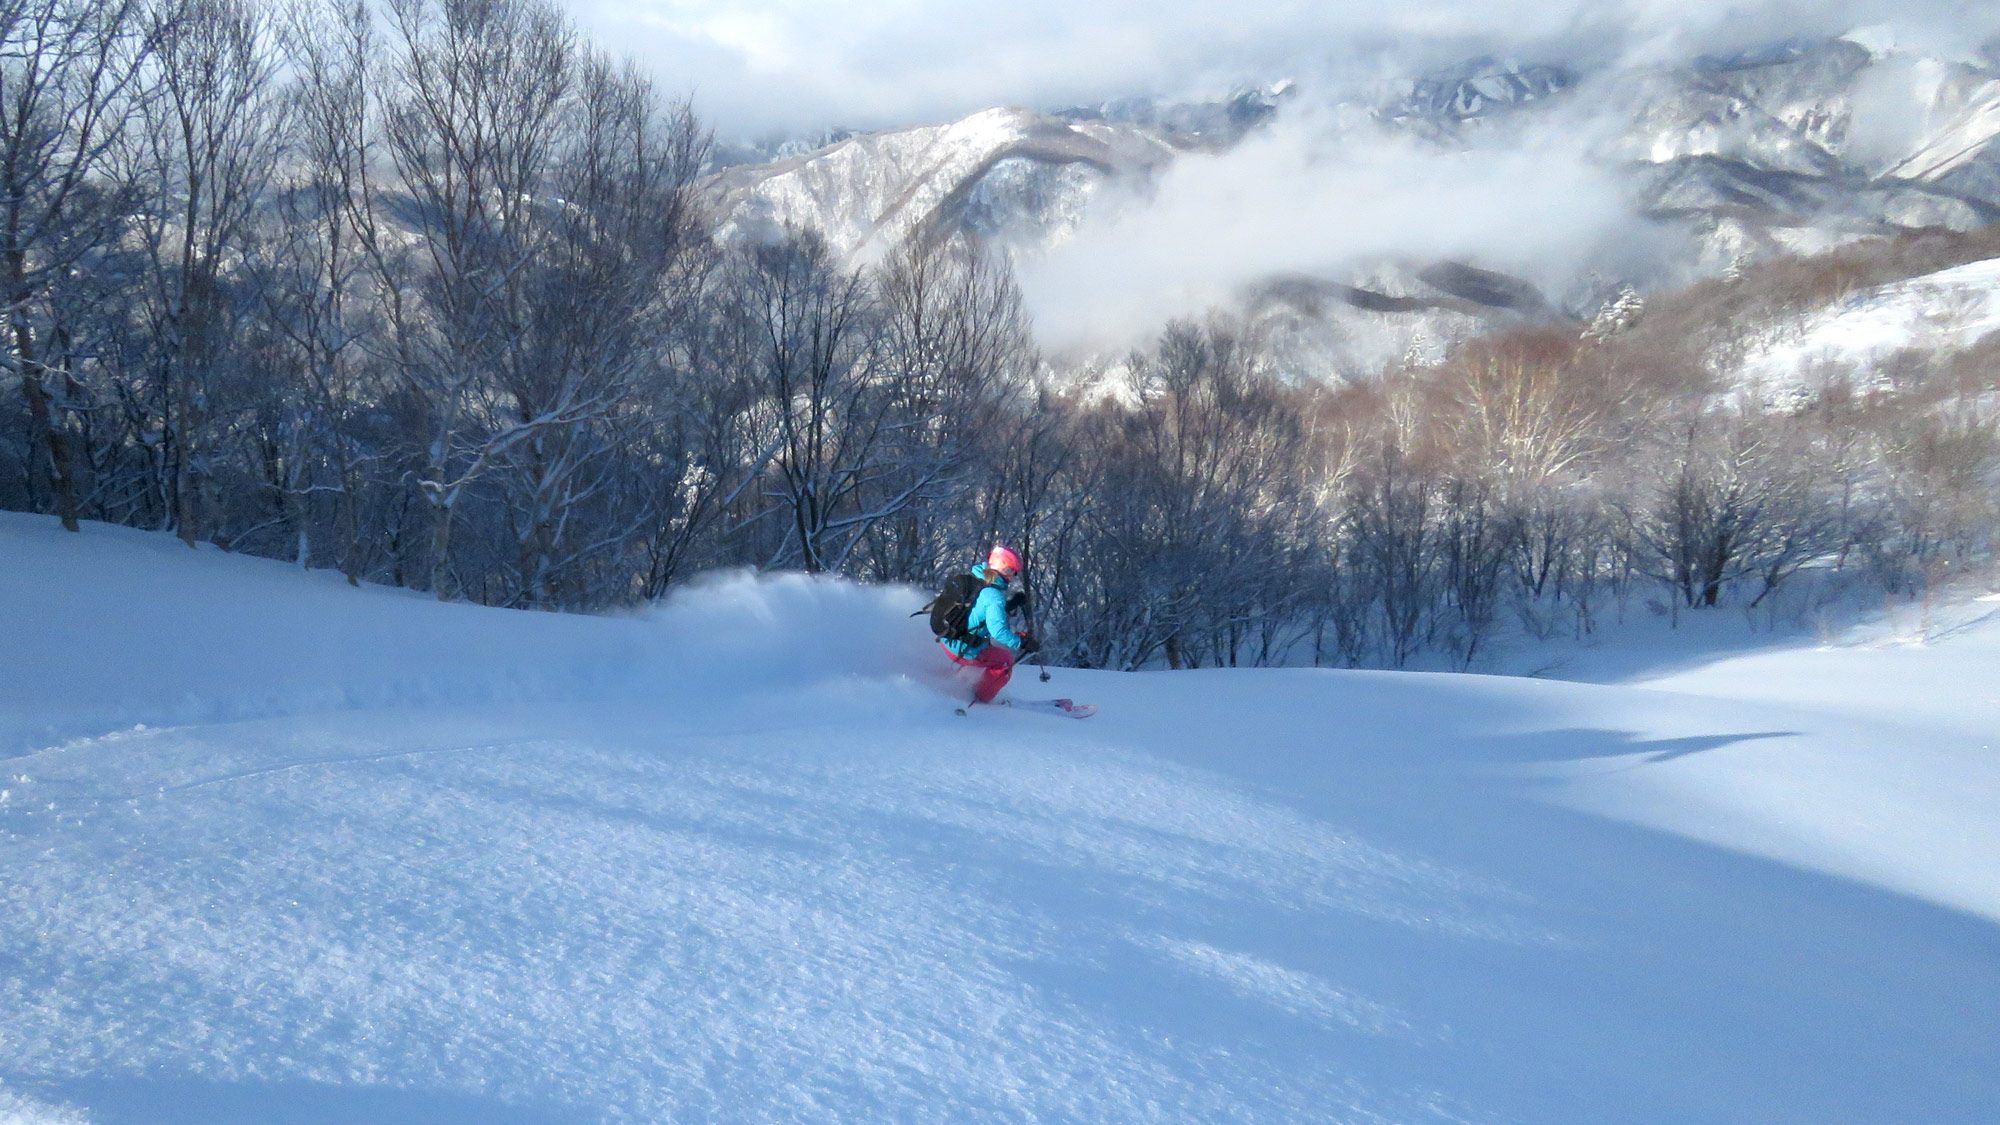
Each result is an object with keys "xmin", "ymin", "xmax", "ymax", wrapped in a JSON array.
[{"xmin": 987, "ymin": 544, "xmax": 1023, "ymax": 577}]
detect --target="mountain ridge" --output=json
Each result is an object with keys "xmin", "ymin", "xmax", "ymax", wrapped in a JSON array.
[{"xmin": 701, "ymin": 32, "xmax": 2000, "ymax": 375}]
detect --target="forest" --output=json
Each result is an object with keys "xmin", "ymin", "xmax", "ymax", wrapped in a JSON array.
[{"xmin": 5, "ymin": 0, "xmax": 1999, "ymax": 670}]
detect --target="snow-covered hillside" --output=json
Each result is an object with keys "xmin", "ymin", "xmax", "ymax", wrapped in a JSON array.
[
  {"xmin": 1735, "ymin": 255, "xmax": 2000, "ymax": 397},
  {"xmin": 707, "ymin": 107, "xmax": 1177, "ymax": 262},
  {"xmin": 3, "ymin": 513, "xmax": 1998, "ymax": 1122}
]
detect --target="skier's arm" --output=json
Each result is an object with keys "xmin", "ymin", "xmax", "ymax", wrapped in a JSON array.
[{"xmin": 974, "ymin": 586, "xmax": 1026, "ymax": 652}]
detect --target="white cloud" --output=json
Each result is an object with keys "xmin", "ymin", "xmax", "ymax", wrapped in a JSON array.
[
  {"xmin": 551, "ymin": 0, "xmax": 1994, "ymax": 351},
  {"xmin": 561, "ymin": 0, "xmax": 1997, "ymax": 135},
  {"xmin": 1016, "ymin": 102, "xmax": 1647, "ymax": 349}
]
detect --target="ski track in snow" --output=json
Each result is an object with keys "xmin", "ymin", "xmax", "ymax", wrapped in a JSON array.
[{"xmin": 2, "ymin": 514, "xmax": 1998, "ymax": 1122}]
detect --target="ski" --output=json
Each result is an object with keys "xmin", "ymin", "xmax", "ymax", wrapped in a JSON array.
[
  {"xmin": 954, "ymin": 697, "xmax": 1096, "ymax": 718},
  {"xmin": 1000, "ymin": 697, "xmax": 1096, "ymax": 719}
]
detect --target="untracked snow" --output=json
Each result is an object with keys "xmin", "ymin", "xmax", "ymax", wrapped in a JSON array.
[{"xmin": 2, "ymin": 513, "xmax": 1997, "ymax": 1122}]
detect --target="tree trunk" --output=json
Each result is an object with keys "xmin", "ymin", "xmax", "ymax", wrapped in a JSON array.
[
  {"xmin": 17, "ymin": 359, "xmax": 80, "ymax": 532},
  {"xmin": 429, "ymin": 497, "xmax": 454, "ymax": 600},
  {"xmin": 10, "ymin": 249, "xmax": 81, "ymax": 532}
]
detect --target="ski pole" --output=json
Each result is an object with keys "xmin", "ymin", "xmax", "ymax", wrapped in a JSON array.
[{"xmin": 1023, "ymin": 592, "xmax": 1052, "ymax": 682}]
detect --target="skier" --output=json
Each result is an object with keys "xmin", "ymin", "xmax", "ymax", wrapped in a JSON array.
[{"xmin": 940, "ymin": 544, "xmax": 1039, "ymax": 705}]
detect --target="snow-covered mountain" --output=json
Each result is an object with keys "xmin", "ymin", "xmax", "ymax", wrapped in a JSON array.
[
  {"xmin": 704, "ymin": 32, "xmax": 2000, "ymax": 374},
  {"xmin": 5, "ymin": 512, "xmax": 2000, "ymax": 1120},
  {"xmin": 1379, "ymin": 57, "xmax": 1576, "ymax": 128},
  {"xmin": 707, "ymin": 106, "xmax": 1179, "ymax": 261},
  {"xmin": 1603, "ymin": 37, "xmax": 2000, "ymax": 261}
]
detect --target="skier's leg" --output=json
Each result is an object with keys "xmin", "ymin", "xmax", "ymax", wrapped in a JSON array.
[{"xmin": 972, "ymin": 645, "xmax": 1016, "ymax": 703}]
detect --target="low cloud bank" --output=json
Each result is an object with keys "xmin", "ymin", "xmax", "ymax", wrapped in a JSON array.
[{"xmin": 1016, "ymin": 101, "xmax": 1648, "ymax": 351}]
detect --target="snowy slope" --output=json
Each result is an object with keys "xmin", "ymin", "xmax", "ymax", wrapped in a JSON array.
[
  {"xmin": 3, "ymin": 513, "xmax": 1998, "ymax": 1122},
  {"xmin": 1734, "ymin": 255, "xmax": 2000, "ymax": 396}
]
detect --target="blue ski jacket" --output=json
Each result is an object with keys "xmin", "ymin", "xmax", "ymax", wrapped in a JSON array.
[{"xmin": 941, "ymin": 564, "xmax": 1026, "ymax": 659}]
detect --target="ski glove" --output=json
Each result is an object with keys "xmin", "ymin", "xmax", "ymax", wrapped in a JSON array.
[{"xmin": 1017, "ymin": 633, "xmax": 1042, "ymax": 657}]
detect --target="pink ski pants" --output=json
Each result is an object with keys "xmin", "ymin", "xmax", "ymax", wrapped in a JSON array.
[{"xmin": 948, "ymin": 644, "xmax": 1016, "ymax": 703}]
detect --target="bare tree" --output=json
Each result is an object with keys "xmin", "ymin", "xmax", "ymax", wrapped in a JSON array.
[
  {"xmin": 732, "ymin": 227, "xmax": 884, "ymax": 573},
  {"xmin": 1861, "ymin": 375, "xmax": 2000, "ymax": 599},
  {"xmin": 0, "ymin": 0, "xmax": 156, "ymax": 531},
  {"xmin": 1344, "ymin": 444, "xmax": 1442, "ymax": 667},
  {"xmin": 1439, "ymin": 331, "xmax": 1606, "ymax": 494},
  {"xmin": 241, "ymin": 0, "xmax": 380, "ymax": 579},
  {"xmin": 123, "ymin": 0, "xmax": 284, "ymax": 546},
  {"xmin": 493, "ymin": 57, "xmax": 708, "ymax": 606},
  {"xmin": 854, "ymin": 236, "xmax": 1032, "ymax": 581},
  {"xmin": 373, "ymin": 0, "xmax": 576, "ymax": 597},
  {"xmin": 1624, "ymin": 413, "xmax": 1840, "ymax": 613},
  {"xmin": 1072, "ymin": 320, "xmax": 1311, "ymax": 669}
]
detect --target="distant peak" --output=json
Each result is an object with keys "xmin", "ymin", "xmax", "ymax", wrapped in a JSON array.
[{"xmin": 1386, "ymin": 56, "xmax": 1575, "ymax": 123}]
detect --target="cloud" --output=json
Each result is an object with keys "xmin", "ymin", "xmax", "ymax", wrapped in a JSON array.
[
  {"xmin": 1015, "ymin": 101, "xmax": 1649, "ymax": 350},
  {"xmin": 560, "ymin": 0, "xmax": 1999, "ymax": 135},
  {"xmin": 1843, "ymin": 53, "xmax": 1952, "ymax": 170},
  {"xmin": 552, "ymin": 0, "xmax": 1995, "ymax": 352}
]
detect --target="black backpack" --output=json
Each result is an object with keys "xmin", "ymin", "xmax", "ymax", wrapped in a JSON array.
[{"xmin": 921, "ymin": 573, "xmax": 986, "ymax": 644}]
